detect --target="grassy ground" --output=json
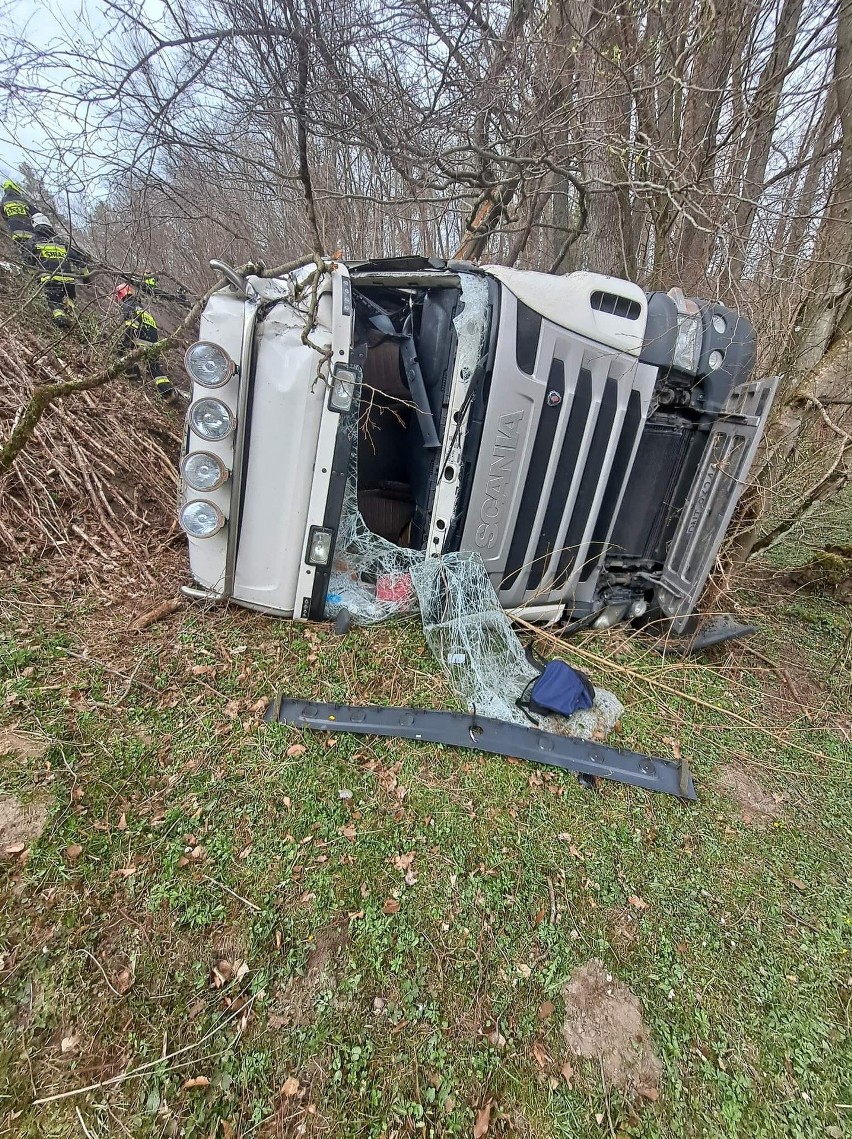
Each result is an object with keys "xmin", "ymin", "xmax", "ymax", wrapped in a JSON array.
[{"xmin": 0, "ymin": 566, "xmax": 850, "ymax": 1139}]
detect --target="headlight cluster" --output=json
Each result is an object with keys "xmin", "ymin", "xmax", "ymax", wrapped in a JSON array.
[
  {"xmin": 182, "ymin": 451, "xmax": 229, "ymax": 491},
  {"xmin": 180, "ymin": 341, "xmax": 236, "ymax": 539},
  {"xmin": 185, "ymin": 341, "xmax": 235, "ymax": 387},
  {"xmin": 180, "ymin": 500, "xmax": 225, "ymax": 538},
  {"xmin": 189, "ymin": 397, "xmax": 234, "ymax": 441}
]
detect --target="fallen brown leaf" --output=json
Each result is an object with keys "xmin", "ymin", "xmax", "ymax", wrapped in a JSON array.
[
  {"xmin": 473, "ymin": 1100, "xmax": 492, "ymax": 1138},
  {"xmin": 538, "ymin": 1000, "xmax": 554, "ymax": 1020},
  {"xmin": 627, "ymin": 895, "xmax": 648, "ymax": 910},
  {"xmin": 5, "ymin": 843, "xmax": 25, "ymax": 855},
  {"xmin": 560, "ymin": 1062, "xmax": 573, "ymax": 1085},
  {"xmin": 383, "ymin": 898, "xmax": 401, "ymax": 915},
  {"xmin": 115, "ymin": 968, "xmax": 134, "ymax": 994},
  {"xmin": 286, "ymin": 744, "xmax": 306, "ymax": 758},
  {"xmin": 392, "ymin": 852, "xmax": 415, "ymax": 872},
  {"xmin": 182, "ymin": 1076, "xmax": 210, "ymax": 1089},
  {"xmin": 212, "ymin": 959, "xmax": 233, "ymax": 988},
  {"xmin": 531, "ymin": 1040, "xmax": 548, "ymax": 1068},
  {"xmin": 117, "ymin": 812, "xmax": 127, "ymax": 831},
  {"xmin": 281, "ymin": 1076, "xmax": 300, "ymax": 1097},
  {"xmin": 340, "ymin": 824, "xmax": 357, "ymax": 841},
  {"xmin": 65, "ymin": 844, "xmax": 83, "ymax": 862},
  {"xmin": 664, "ymin": 736, "xmax": 682, "ymax": 761}
]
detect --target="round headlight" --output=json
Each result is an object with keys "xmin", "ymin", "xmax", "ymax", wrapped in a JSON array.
[
  {"xmin": 180, "ymin": 499, "xmax": 225, "ymax": 538},
  {"xmin": 189, "ymin": 398, "xmax": 234, "ymax": 441},
  {"xmin": 185, "ymin": 341, "xmax": 235, "ymax": 387},
  {"xmin": 182, "ymin": 451, "xmax": 229, "ymax": 491}
]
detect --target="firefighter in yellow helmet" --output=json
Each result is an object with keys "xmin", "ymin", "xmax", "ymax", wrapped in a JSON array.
[
  {"xmin": 2, "ymin": 178, "xmax": 35, "ymax": 244},
  {"xmin": 116, "ymin": 281, "xmax": 176, "ymax": 401},
  {"xmin": 24, "ymin": 213, "xmax": 91, "ymax": 327}
]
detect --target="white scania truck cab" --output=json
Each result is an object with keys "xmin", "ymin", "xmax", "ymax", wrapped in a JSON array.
[{"xmin": 178, "ymin": 256, "xmax": 777, "ymax": 633}]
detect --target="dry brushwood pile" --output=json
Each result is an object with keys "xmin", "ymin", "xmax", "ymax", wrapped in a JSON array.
[{"xmin": 0, "ymin": 319, "xmax": 183, "ymax": 589}]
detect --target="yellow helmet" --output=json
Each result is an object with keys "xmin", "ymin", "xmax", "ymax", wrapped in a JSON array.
[{"xmin": 3, "ymin": 179, "xmax": 22, "ymax": 194}]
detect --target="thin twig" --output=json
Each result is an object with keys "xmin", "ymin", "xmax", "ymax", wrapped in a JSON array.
[
  {"xmin": 31, "ymin": 1001, "xmax": 252, "ymax": 1106},
  {"xmin": 75, "ymin": 1106, "xmax": 97, "ymax": 1139},
  {"xmin": 81, "ymin": 949, "xmax": 124, "ymax": 998},
  {"xmin": 202, "ymin": 874, "xmax": 262, "ymax": 913}
]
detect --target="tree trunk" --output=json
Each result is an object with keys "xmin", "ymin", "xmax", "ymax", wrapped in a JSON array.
[
  {"xmin": 729, "ymin": 0, "xmax": 804, "ymax": 274},
  {"xmin": 787, "ymin": 0, "xmax": 852, "ymax": 382},
  {"xmin": 572, "ymin": 0, "xmax": 634, "ymax": 276}
]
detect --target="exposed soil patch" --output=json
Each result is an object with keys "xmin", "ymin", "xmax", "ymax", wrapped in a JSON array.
[
  {"xmin": 0, "ymin": 727, "xmax": 48, "ymax": 761},
  {"xmin": 0, "ymin": 794, "xmax": 50, "ymax": 851},
  {"xmin": 273, "ymin": 915, "xmax": 350, "ymax": 1028},
  {"xmin": 718, "ymin": 764, "xmax": 784, "ymax": 825},
  {"xmin": 561, "ymin": 959, "xmax": 662, "ymax": 1100}
]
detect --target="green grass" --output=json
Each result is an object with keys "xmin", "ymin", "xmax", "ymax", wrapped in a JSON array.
[{"xmin": 0, "ymin": 575, "xmax": 850, "ymax": 1138}]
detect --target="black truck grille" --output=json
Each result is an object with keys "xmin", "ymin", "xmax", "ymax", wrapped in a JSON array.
[{"xmin": 499, "ymin": 366, "xmax": 648, "ymax": 600}]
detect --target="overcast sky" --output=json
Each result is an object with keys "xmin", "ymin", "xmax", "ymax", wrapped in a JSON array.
[
  {"xmin": 0, "ymin": 0, "xmax": 165, "ymax": 198},
  {"xmin": 1, "ymin": 0, "xmax": 86, "ymax": 180}
]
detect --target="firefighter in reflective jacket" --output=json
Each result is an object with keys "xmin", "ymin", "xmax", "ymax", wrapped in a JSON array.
[
  {"xmin": 2, "ymin": 179, "xmax": 35, "ymax": 244},
  {"xmin": 24, "ymin": 213, "xmax": 90, "ymax": 326},
  {"xmin": 116, "ymin": 281, "xmax": 176, "ymax": 400}
]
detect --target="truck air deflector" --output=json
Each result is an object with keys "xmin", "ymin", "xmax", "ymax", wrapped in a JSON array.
[
  {"xmin": 265, "ymin": 699, "xmax": 696, "ymax": 800},
  {"xmin": 656, "ymin": 377, "xmax": 779, "ymax": 632}
]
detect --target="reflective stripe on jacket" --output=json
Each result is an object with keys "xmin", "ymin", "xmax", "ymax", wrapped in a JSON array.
[
  {"xmin": 2, "ymin": 192, "xmax": 34, "ymax": 238},
  {"xmin": 25, "ymin": 238, "xmax": 89, "ymax": 283},
  {"xmin": 121, "ymin": 298, "xmax": 159, "ymax": 347}
]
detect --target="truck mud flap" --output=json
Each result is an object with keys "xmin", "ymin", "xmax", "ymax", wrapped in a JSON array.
[
  {"xmin": 657, "ymin": 377, "xmax": 778, "ymax": 634},
  {"xmin": 265, "ymin": 698, "xmax": 696, "ymax": 800}
]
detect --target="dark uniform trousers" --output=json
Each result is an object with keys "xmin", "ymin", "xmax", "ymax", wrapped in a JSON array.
[
  {"xmin": 121, "ymin": 299, "xmax": 173, "ymax": 397},
  {"xmin": 24, "ymin": 238, "xmax": 89, "ymax": 326}
]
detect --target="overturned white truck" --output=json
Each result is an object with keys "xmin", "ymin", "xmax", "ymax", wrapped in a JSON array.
[{"xmin": 178, "ymin": 256, "xmax": 776, "ymax": 636}]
